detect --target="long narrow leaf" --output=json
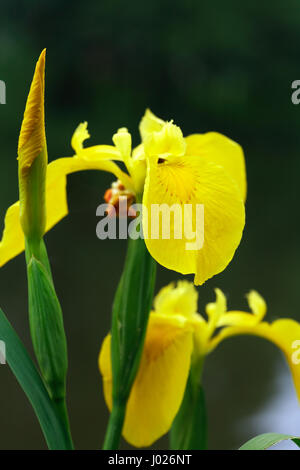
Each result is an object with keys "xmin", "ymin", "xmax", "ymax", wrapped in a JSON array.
[
  {"xmin": 239, "ymin": 432, "xmax": 300, "ymax": 450},
  {"xmin": 0, "ymin": 308, "xmax": 73, "ymax": 449}
]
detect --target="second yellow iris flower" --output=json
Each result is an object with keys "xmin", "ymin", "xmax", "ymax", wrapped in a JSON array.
[{"xmin": 99, "ymin": 281, "xmax": 300, "ymax": 447}]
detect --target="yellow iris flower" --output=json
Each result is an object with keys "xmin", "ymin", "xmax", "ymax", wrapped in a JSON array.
[
  {"xmin": 99, "ymin": 281, "xmax": 300, "ymax": 448},
  {"xmin": 0, "ymin": 100, "xmax": 245, "ymax": 284}
]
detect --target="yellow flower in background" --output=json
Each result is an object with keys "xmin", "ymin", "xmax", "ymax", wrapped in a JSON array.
[
  {"xmin": 99, "ymin": 281, "xmax": 300, "ymax": 448},
  {"xmin": 0, "ymin": 98, "xmax": 245, "ymax": 285}
]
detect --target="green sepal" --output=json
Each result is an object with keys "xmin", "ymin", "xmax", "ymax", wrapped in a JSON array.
[
  {"xmin": 19, "ymin": 148, "xmax": 47, "ymax": 241},
  {"xmin": 27, "ymin": 247, "xmax": 68, "ymax": 400},
  {"xmin": 170, "ymin": 361, "xmax": 207, "ymax": 450}
]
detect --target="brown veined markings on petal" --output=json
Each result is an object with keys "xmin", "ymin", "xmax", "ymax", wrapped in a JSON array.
[
  {"xmin": 155, "ymin": 160, "xmax": 199, "ymax": 203},
  {"xmin": 143, "ymin": 154, "xmax": 245, "ymax": 284},
  {"xmin": 141, "ymin": 314, "xmax": 190, "ymax": 363}
]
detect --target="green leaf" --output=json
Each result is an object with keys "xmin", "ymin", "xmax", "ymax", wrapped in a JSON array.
[
  {"xmin": 239, "ymin": 432, "xmax": 300, "ymax": 450},
  {"xmin": 170, "ymin": 367, "xmax": 207, "ymax": 450},
  {"xmin": 0, "ymin": 307, "xmax": 73, "ymax": 449},
  {"xmin": 27, "ymin": 253, "xmax": 68, "ymax": 400}
]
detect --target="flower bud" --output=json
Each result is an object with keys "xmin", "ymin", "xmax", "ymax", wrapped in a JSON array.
[{"xmin": 18, "ymin": 49, "xmax": 47, "ymax": 241}]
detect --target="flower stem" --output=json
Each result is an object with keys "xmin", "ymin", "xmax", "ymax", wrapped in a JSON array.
[
  {"xmin": 170, "ymin": 357, "xmax": 207, "ymax": 450},
  {"xmin": 102, "ymin": 401, "xmax": 126, "ymax": 450},
  {"xmin": 53, "ymin": 397, "xmax": 74, "ymax": 450},
  {"xmin": 102, "ymin": 235, "xmax": 156, "ymax": 450}
]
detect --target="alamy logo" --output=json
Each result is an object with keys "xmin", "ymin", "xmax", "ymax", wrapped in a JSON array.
[
  {"xmin": 0, "ymin": 80, "xmax": 6, "ymax": 104},
  {"xmin": 0, "ymin": 340, "xmax": 6, "ymax": 364},
  {"xmin": 96, "ymin": 198, "xmax": 205, "ymax": 250}
]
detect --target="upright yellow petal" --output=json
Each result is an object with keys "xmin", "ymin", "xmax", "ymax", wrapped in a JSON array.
[
  {"xmin": 153, "ymin": 280, "xmax": 198, "ymax": 318},
  {"xmin": 72, "ymin": 122, "xmax": 123, "ymax": 162},
  {"xmin": 139, "ymin": 109, "xmax": 165, "ymax": 142},
  {"xmin": 205, "ymin": 288, "xmax": 227, "ymax": 339},
  {"xmin": 99, "ymin": 313, "xmax": 193, "ymax": 447},
  {"xmin": 185, "ymin": 132, "xmax": 247, "ymax": 201},
  {"xmin": 71, "ymin": 122, "xmax": 90, "ymax": 154},
  {"xmin": 143, "ymin": 121, "xmax": 186, "ymax": 158},
  {"xmin": 247, "ymin": 290, "xmax": 267, "ymax": 320},
  {"xmin": 217, "ymin": 290, "xmax": 267, "ymax": 328},
  {"xmin": 142, "ymin": 155, "xmax": 245, "ymax": 285}
]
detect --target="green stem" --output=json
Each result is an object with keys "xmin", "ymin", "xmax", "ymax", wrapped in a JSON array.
[
  {"xmin": 170, "ymin": 357, "xmax": 207, "ymax": 450},
  {"xmin": 53, "ymin": 397, "xmax": 74, "ymax": 449},
  {"xmin": 102, "ymin": 401, "xmax": 126, "ymax": 450},
  {"xmin": 102, "ymin": 235, "xmax": 156, "ymax": 450}
]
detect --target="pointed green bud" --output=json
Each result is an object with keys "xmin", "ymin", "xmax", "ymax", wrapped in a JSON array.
[{"xmin": 18, "ymin": 49, "xmax": 47, "ymax": 242}]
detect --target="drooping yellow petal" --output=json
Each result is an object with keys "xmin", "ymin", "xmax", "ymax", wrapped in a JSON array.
[
  {"xmin": 139, "ymin": 111, "xmax": 246, "ymax": 201},
  {"xmin": 208, "ymin": 318, "xmax": 300, "ymax": 401},
  {"xmin": 0, "ymin": 154, "xmax": 132, "ymax": 268},
  {"xmin": 142, "ymin": 155, "xmax": 245, "ymax": 285},
  {"xmin": 0, "ymin": 202, "xmax": 25, "ymax": 267},
  {"xmin": 185, "ymin": 132, "xmax": 247, "ymax": 201},
  {"xmin": 99, "ymin": 313, "xmax": 193, "ymax": 447}
]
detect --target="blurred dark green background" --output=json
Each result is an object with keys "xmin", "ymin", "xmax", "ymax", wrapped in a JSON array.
[{"xmin": 0, "ymin": 0, "xmax": 300, "ymax": 450}]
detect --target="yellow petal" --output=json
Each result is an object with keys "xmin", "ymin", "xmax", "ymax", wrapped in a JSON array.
[
  {"xmin": 153, "ymin": 280, "xmax": 198, "ymax": 318},
  {"xmin": 139, "ymin": 109, "xmax": 165, "ymax": 142},
  {"xmin": 112, "ymin": 127, "xmax": 132, "ymax": 159},
  {"xmin": 247, "ymin": 290, "xmax": 267, "ymax": 320},
  {"xmin": 217, "ymin": 291, "xmax": 267, "ymax": 327},
  {"xmin": 71, "ymin": 122, "xmax": 123, "ymax": 161},
  {"xmin": 185, "ymin": 132, "xmax": 247, "ymax": 201},
  {"xmin": 0, "ymin": 202, "xmax": 25, "ymax": 267},
  {"xmin": 0, "ymin": 155, "xmax": 132, "ymax": 267},
  {"xmin": 208, "ymin": 318, "xmax": 300, "ymax": 401},
  {"xmin": 206, "ymin": 288, "xmax": 227, "ymax": 322},
  {"xmin": 99, "ymin": 313, "xmax": 193, "ymax": 447},
  {"xmin": 204, "ymin": 288, "xmax": 227, "ymax": 340},
  {"xmin": 143, "ymin": 121, "xmax": 186, "ymax": 158},
  {"xmin": 47, "ymin": 155, "xmax": 132, "ymax": 188},
  {"xmin": 142, "ymin": 155, "xmax": 245, "ymax": 285},
  {"xmin": 71, "ymin": 122, "xmax": 90, "ymax": 154}
]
